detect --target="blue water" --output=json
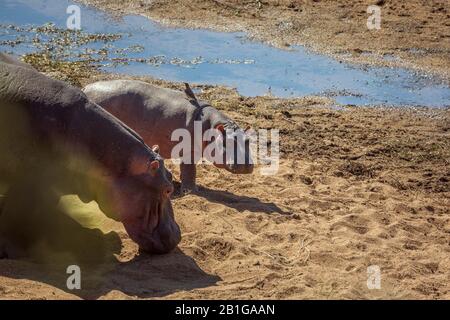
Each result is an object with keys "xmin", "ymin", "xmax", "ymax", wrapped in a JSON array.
[{"xmin": 1, "ymin": 0, "xmax": 449, "ymax": 107}]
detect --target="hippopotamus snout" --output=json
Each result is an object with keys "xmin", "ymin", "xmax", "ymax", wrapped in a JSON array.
[
  {"xmin": 225, "ymin": 163, "xmax": 254, "ymax": 174},
  {"xmin": 221, "ymin": 144, "xmax": 254, "ymax": 174},
  {"xmin": 136, "ymin": 201, "xmax": 181, "ymax": 254},
  {"xmin": 141, "ymin": 218, "xmax": 181, "ymax": 254},
  {"xmin": 160, "ymin": 180, "xmax": 174, "ymax": 200},
  {"xmin": 104, "ymin": 161, "xmax": 180, "ymax": 254}
]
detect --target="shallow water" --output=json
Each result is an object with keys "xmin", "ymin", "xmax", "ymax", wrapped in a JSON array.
[{"xmin": 0, "ymin": 0, "xmax": 449, "ymax": 107}]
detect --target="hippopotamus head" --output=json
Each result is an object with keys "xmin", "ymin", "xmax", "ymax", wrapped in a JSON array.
[
  {"xmin": 208, "ymin": 120, "xmax": 254, "ymax": 175},
  {"xmin": 91, "ymin": 143, "xmax": 181, "ymax": 253},
  {"xmin": 92, "ymin": 145, "xmax": 180, "ymax": 254},
  {"xmin": 182, "ymin": 83, "xmax": 254, "ymax": 175}
]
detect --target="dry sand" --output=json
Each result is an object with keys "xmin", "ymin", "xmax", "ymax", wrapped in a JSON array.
[{"xmin": 0, "ymin": 1, "xmax": 449, "ymax": 300}]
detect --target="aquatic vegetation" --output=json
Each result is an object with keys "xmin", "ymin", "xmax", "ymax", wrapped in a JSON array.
[
  {"xmin": 0, "ymin": 23, "xmax": 122, "ymax": 63},
  {"xmin": 22, "ymin": 52, "xmax": 95, "ymax": 86},
  {"xmin": 0, "ymin": 22, "xmax": 257, "ymax": 72}
]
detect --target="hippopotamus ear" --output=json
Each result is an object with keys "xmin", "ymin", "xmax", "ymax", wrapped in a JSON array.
[
  {"xmin": 149, "ymin": 160, "xmax": 160, "ymax": 176},
  {"xmin": 152, "ymin": 145, "xmax": 160, "ymax": 154},
  {"xmin": 184, "ymin": 82, "xmax": 198, "ymax": 102},
  {"xmin": 215, "ymin": 124, "xmax": 225, "ymax": 133}
]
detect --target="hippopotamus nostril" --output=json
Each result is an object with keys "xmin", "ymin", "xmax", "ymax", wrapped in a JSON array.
[{"xmin": 162, "ymin": 183, "xmax": 174, "ymax": 199}]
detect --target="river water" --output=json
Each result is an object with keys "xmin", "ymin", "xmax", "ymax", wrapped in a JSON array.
[{"xmin": 0, "ymin": 0, "xmax": 449, "ymax": 107}]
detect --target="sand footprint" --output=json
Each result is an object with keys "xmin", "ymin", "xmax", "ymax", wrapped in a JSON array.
[{"xmin": 330, "ymin": 214, "xmax": 371, "ymax": 235}]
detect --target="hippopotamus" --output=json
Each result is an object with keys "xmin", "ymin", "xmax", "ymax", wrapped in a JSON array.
[
  {"xmin": 0, "ymin": 52, "xmax": 35, "ymax": 70},
  {"xmin": 0, "ymin": 55, "xmax": 181, "ymax": 255},
  {"xmin": 83, "ymin": 80, "xmax": 254, "ymax": 192}
]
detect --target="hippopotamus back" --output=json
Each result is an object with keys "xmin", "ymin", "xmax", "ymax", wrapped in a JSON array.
[
  {"xmin": 83, "ymin": 80, "xmax": 199, "ymax": 150},
  {"xmin": 0, "ymin": 53, "xmax": 35, "ymax": 70}
]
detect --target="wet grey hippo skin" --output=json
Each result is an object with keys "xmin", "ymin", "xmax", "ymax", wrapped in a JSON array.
[
  {"xmin": 83, "ymin": 80, "xmax": 254, "ymax": 192},
  {"xmin": 0, "ymin": 56, "xmax": 180, "ymax": 255}
]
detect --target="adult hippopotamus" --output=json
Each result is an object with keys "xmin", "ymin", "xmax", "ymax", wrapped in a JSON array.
[
  {"xmin": 83, "ymin": 80, "xmax": 254, "ymax": 192},
  {"xmin": 0, "ymin": 52, "xmax": 35, "ymax": 70},
  {"xmin": 0, "ymin": 56, "xmax": 180, "ymax": 255}
]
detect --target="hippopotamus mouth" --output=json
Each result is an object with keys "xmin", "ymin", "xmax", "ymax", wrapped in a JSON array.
[
  {"xmin": 124, "ymin": 197, "xmax": 181, "ymax": 254},
  {"xmin": 224, "ymin": 163, "xmax": 254, "ymax": 174},
  {"xmin": 214, "ymin": 123, "xmax": 254, "ymax": 175},
  {"xmin": 220, "ymin": 143, "xmax": 254, "ymax": 174}
]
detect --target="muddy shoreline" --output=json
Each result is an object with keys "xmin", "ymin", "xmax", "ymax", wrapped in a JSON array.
[{"xmin": 77, "ymin": 0, "xmax": 450, "ymax": 81}]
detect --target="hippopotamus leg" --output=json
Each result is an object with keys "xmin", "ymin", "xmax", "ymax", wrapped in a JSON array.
[
  {"xmin": 0, "ymin": 193, "xmax": 16, "ymax": 259},
  {"xmin": 180, "ymin": 162, "xmax": 197, "ymax": 193},
  {"xmin": 0, "ymin": 195, "xmax": 4, "ymax": 215},
  {"xmin": 0, "ymin": 236, "xmax": 25, "ymax": 259},
  {"xmin": 0, "ymin": 173, "xmax": 60, "ymax": 258}
]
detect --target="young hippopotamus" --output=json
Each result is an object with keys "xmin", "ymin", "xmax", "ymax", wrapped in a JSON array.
[
  {"xmin": 0, "ymin": 55, "xmax": 180, "ymax": 255},
  {"xmin": 83, "ymin": 80, "xmax": 254, "ymax": 192}
]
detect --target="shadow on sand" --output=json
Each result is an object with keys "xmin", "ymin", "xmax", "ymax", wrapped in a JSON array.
[
  {"xmin": 0, "ymin": 200, "xmax": 220, "ymax": 299},
  {"xmin": 173, "ymin": 182, "xmax": 291, "ymax": 215}
]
